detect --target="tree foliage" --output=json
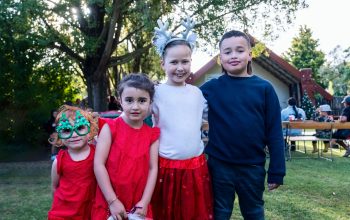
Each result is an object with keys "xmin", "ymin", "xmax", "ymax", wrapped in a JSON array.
[
  {"xmin": 0, "ymin": 0, "xmax": 79, "ymax": 147},
  {"xmin": 318, "ymin": 46, "xmax": 350, "ymax": 96},
  {"xmin": 300, "ymin": 90, "xmax": 316, "ymax": 120},
  {"xmin": 23, "ymin": 0, "xmax": 307, "ymax": 111},
  {"xmin": 284, "ymin": 25, "xmax": 326, "ymax": 86}
]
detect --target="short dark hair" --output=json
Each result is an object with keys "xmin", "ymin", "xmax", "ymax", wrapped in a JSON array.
[
  {"xmin": 219, "ymin": 30, "xmax": 252, "ymax": 74},
  {"xmin": 162, "ymin": 39, "xmax": 192, "ymax": 58},
  {"xmin": 287, "ymin": 97, "xmax": 297, "ymax": 106},
  {"xmin": 117, "ymin": 73, "xmax": 155, "ymax": 101}
]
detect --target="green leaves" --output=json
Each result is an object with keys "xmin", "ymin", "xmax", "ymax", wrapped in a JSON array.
[
  {"xmin": 284, "ymin": 25, "xmax": 326, "ymax": 87},
  {"xmin": 0, "ymin": 0, "xmax": 81, "ymax": 145},
  {"xmin": 301, "ymin": 91, "xmax": 316, "ymax": 120}
]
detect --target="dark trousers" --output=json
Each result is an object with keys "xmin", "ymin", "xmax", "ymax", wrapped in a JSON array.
[{"xmin": 208, "ymin": 156, "xmax": 265, "ymax": 220}]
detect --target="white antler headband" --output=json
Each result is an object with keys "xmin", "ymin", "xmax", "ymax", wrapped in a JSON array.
[{"xmin": 152, "ymin": 16, "xmax": 197, "ymax": 56}]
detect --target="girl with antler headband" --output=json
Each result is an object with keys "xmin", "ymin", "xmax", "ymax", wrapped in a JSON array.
[{"xmin": 151, "ymin": 17, "xmax": 213, "ymax": 220}]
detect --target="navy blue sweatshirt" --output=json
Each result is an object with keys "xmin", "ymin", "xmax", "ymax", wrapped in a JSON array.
[{"xmin": 201, "ymin": 74, "xmax": 286, "ymax": 184}]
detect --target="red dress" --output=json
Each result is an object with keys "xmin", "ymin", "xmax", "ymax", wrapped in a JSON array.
[
  {"xmin": 91, "ymin": 117, "xmax": 160, "ymax": 219},
  {"xmin": 151, "ymin": 155, "xmax": 214, "ymax": 220},
  {"xmin": 48, "ymin": 145, "xmax": 96, "ymax": 220}
]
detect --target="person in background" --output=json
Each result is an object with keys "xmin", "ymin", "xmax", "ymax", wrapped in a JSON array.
[
  {"xmin": 312, "ymin": 104, "xmax": 333, "ymax": 153},
  {"xmin": 330, "ymin": 95, "xmax": 350, "ymax": 157},
  {"xmin": 65, "ymin": 100, "xmax": 73, "ymax": 106},
  {"xmin": 281, "ymin": 97, "xmax": 306, "ymax": 151},
  {"xmin": 45, "ymin": 109, "xmax": 59, "ymax": 161},
  {"xmin": 201, "ymin": 30, "xmax": 285, "ymax": 220},
  {"xmin": 75, "ymin": 98, "xmax": 81, "ymax": 107},
  {"xmin": 80, "ymin": 98, "xmax": 88, "ymax": 109},
  {"xmin": 48, "ymin": 105, "xmax": 98, "ymax": 219},
  {"xmin": 108, "ymin": 95, "xmax": 122, "ymax": 111}
]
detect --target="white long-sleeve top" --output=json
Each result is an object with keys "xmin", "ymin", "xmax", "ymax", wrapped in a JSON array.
[
  {"xmin": 152, "ymin": 83, "xmax": 206, "ymax": 160},
  {"xmin": 281, "ymin": 105, "xmax": 306, "ymax": 136}
]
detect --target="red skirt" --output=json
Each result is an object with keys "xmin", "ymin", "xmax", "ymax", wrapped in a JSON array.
[{"xmin": 151, "ymin": 154, "xmax": 213, "ymax": 220}]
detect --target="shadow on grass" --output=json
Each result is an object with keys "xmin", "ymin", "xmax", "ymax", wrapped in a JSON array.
[{"xmin": 0, "ymin": 143, "xmax": 50, "ymax": 162}]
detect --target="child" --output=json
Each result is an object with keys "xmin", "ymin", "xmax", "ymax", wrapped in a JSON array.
[
  {"xmin": 312, "ymin": 104, "xmax": 333, "ymax": 153},
  {"xmin": 151, "ymin": 17, "xmax": 213, "ymax": 220},
  {"xmin": 92, "ymin": 73, "xmax": 160, "ymax": 220},
  {"xmin": 200, "ymin": 30, "xmax": 286, "ymax": 219},
  {"xmin": 48, "ymin": 105, "xmax": 98, "ymax": 219}
]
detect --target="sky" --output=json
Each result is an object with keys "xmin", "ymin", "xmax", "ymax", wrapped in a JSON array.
[{"xmin": 192, "ymin": 0, "xmax": 350, "ymax": 71}]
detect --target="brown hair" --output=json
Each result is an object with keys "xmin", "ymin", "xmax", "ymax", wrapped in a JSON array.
[
  {"xmin": 117, "ymin": 73, "xmax": 155, "ymax": 101},
  {"xmin": 219, "ymin": 30, "xmax": 252, "ymax": 75},
  {"xmin": 162, "ymin": 39, "xmax": 192, "ymax": 58}
]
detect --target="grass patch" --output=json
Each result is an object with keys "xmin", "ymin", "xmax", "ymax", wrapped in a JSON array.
[
  {"xmin": 1, "ymin": 153, "xmax": 350, "ymax": 219},
  {"xmin": 230, "ymin": 155, "xmax": 350, "ymax": 220},
  {"xmin": 0, "ymin": 161, "xmax": 51, "ymax": 220}
]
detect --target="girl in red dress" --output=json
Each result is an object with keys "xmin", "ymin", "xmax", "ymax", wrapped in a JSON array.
[
  {"xmin": 92, "ymin": 73, "xmax": 160, "ymax": 220},
  {"xmin": 48, "ymin": 105, "xmax": 98, "ymax": 220}
]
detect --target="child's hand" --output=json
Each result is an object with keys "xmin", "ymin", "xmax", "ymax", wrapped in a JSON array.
[
  {"xmin": 268, "ymin": 183, "xmax": 280, "ymax": 191},
  {"xmin": 109, "ymin": 199, "xmax": 127, "ymax": 220},
  {"xmin": 133, "ymin": 200, "xmax": 147, "ymax": 218}
]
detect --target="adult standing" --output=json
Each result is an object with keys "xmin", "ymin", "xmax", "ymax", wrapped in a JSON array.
[{"xmin": 108, "ymin": 95, "xmax": 122, "ymax": 111}]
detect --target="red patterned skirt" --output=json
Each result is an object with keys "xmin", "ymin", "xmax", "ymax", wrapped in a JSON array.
[{"xmin": 151, "ymin": 154, "xmax": 213, "ymax": 220}]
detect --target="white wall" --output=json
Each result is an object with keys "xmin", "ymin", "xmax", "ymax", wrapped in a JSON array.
[
  {"xmin": 252, "ymin": 63, "xmax": 290, "ymax": 108},
  {"xmin": 194, "ymin": 61, "xmax": 290, "ymax": 109}
]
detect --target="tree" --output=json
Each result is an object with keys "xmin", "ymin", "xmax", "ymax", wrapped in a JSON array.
[
  {"xmin": 284, "ymin": 25, "xmax": 326, "ymax": 87},
  {"xmin": 318, "ymin": 46, "xmax": 350, "ymax": 96},
  {"xmin": 300, "ymin": 91, "xmax": 316, "ymax": 120},
  {"xmin": 26, "ymin": 0, "xmax": 307, "ymax": 111},
  {"xmin": 0, "ymin": 0, "xmax": 79, "ymax": 146}
]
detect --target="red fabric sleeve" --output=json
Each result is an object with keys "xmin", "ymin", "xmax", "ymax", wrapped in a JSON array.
[
  {"xmin": 88, "ymin": 143, "xmax": 96, "ymax": 149},
  {"xmin": 151, "ymin": 127, "xmax": 160, "ymax": 143},
  {"xmin": 98, "ymin": 117, "xmax": 116, "ymax": 141}
]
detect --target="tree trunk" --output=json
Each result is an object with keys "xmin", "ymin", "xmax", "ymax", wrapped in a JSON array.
[
  {"xmin": 86, "ymin": 71, "xmax": 108, "ymax": 112},
  {"xmin": 132, "ymin": 56, "xmax": 141, "ymax": 73},
  {"xmin": 87, "ymin": 75, "xmax": 93, "ymax": 109},
  {"xmin": 92, "ymin": 76, "xmax": 108, "ymax": 112}
]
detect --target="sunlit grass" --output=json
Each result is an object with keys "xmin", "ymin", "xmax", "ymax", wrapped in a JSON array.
[
  {"xmin": 230, "ymin": 145, "xmax": 350, "ymax": 220},
  {"xmin": 0, "ymin": 152, "xmax": 349, "ymax": 220}
]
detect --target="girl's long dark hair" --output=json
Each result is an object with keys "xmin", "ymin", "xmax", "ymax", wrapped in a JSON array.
[
  {"xmin": 219, "ymin": 30, "xmax": 253, "ymax": 74},
  {"xmin": 288, "ymin": 97, "xmax": 300, "ymax": 119}
]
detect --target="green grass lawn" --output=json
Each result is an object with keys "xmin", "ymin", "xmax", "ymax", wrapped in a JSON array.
[
  {"xmin": 1, "ymin": 147, "xmax": 350, "ymax": 220},
  {"xmin": 0, "ymin": 161, "xmax": 52, "ymax": 220}
]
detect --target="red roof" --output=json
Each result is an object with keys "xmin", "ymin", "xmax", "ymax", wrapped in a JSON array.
[{"xmin": 188, "ymin": 35, "xmax": 332, "ymax": 103}]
